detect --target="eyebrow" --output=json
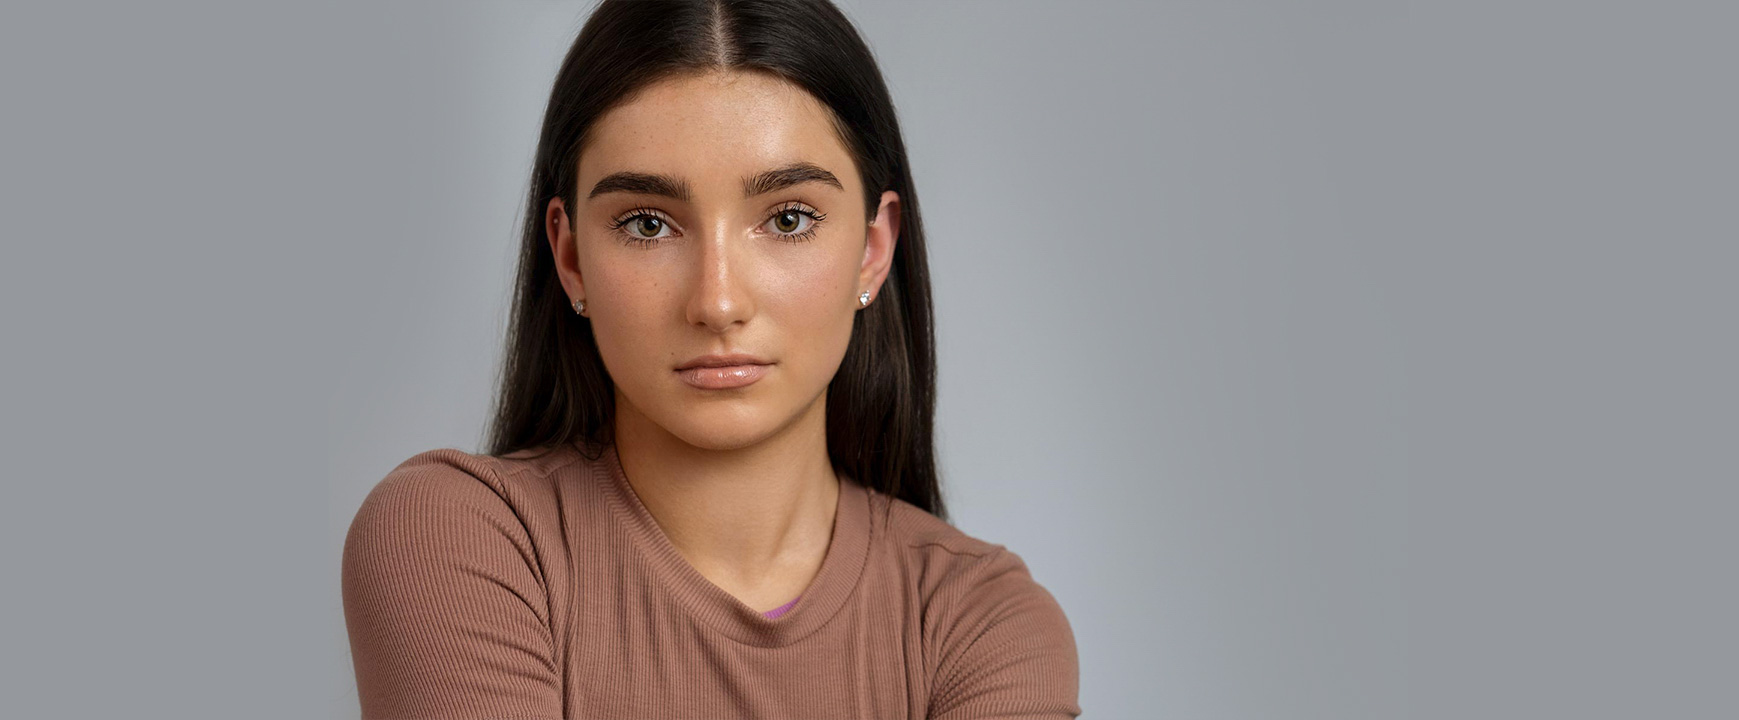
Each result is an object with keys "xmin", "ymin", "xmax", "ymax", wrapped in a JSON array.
[{"xmin": 586, "ymin": 161, "xmax": 844, "ymax": 202}]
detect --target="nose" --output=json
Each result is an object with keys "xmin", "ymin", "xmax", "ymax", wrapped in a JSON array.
[{"xmin": 684, "ymin": 219, "xmax": 756, "ymax": 333}]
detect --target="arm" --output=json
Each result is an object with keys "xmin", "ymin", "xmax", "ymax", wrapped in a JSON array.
[
  {"xmin": 341, "ymin": 452, "xmax": 562, "ymax": 719},
  {"xmin": 928, "ymin": 548, "xmax": 1082, "ymax": 720}
]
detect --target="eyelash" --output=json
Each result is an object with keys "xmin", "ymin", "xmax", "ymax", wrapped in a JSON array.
[{"xmin": 606, "ymin": 202, "xmax": 827, "ymax": 248}]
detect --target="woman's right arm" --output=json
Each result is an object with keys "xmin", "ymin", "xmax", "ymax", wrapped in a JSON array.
[{"xmin": 341, "ymin": 451, "xmax": 563, "ymax": 719}]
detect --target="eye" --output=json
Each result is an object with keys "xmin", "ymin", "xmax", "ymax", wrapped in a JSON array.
[
  {"xmin": 607, "ymin": 208, "xmax": 677, "ymax": 247},
  {"xmin": 763, "ymin": 203, "xmax": 827, "ymax": 243},
  {"xmin": 607, "ymin": 204, "xmax": 827, "ymax": 247}
]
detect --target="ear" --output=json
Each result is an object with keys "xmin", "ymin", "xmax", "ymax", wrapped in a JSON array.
[
  {"xmin": 547, "ymin": 196, "xmax": 587, "ymax": 315},
  {"xmin": 857, "ymin": 190, "xmax": 900, "ymax": 307}
]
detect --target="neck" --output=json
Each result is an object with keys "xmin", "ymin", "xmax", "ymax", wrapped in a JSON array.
[{"xmin": 610, "ymin": 391, "xmax": 840, "ymax": 610}]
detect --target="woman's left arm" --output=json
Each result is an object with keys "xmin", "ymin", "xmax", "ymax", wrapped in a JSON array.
[{"xmin": 927, "ymin": 547, "xmax": 1082, "ymax": 720}]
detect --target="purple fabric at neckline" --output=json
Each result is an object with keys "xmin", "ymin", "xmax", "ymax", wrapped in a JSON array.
[{"xmin": 762, "ymin": 595, "xmax": 800, "ymax": 619}]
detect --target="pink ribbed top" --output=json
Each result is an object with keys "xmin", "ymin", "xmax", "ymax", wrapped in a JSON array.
[{"xmin": 341, "ymin": 440, "xmax": 1080, "ymax": 718}]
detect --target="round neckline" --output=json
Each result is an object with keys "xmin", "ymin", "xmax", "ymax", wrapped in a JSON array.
[{"xmin": 575, "ymin": 440, "xmax": 871, "ymax": 648}]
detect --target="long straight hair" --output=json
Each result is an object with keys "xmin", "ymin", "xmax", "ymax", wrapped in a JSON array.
[{"xmin": 482, "ymin": 0, "xmax": 946, "ymax": 521}]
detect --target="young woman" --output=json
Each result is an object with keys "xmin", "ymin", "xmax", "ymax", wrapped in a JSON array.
[{"xmin": 341, "ymin": 1, "xmax": 1080, "ymax": 717}]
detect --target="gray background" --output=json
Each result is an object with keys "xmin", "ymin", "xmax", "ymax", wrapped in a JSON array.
[{"xmin": 2, "ymin": 1, "xmax": 1733, "ymax": 718}]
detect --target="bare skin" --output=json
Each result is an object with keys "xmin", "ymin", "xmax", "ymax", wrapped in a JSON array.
[{"xmin": 544, "ymin": 69, "xmax": 901, "ymax": 613}]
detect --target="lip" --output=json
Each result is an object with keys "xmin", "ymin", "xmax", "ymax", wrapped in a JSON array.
[
  {"xmin": 675, "ymin": 353, "xmax": 774, "ymax": 390},
  {"xmin": 676, "ymin": 352, "xmax": 773, "ymax": 370},
  {"xmin": 677, "ymin": 363, "xmax": 770, "ymax": 390}
]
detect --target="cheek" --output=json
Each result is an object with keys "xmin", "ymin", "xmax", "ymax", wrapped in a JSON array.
[
  {"xmin": 765, "ymin": 250, "xmax": 859, "ymax": 358},
  {"xmin": 585, "ymin": 263, "xmax": 674, "ymax": 372}
]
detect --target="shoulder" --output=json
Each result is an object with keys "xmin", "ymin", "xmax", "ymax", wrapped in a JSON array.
[
  {"xmin": 345, "ymin": 445, "xmax": 579, "ymax": 544},
  {"xmin": 879, "ymin": 494, "xmax": 1057, "ymax": 604},
  {"xmin": 344, "ymin": 448, "xmax": 513, "ymax": 542},
  {"xmin": 340, "ymin": 447, "xmax": 569, "ymax": 716},
  {"xmin": 341, "ymin": 445, "xmax": 580, "ymax": 589},
  {"xmin": 358, "ymin": 447, "xmax": 509, "ymax": 506},
  {"xmin": 339, "ymin": 446, "xmax": 572, "ymax": 655},
  {"xmin": 883, "ymin": 493, "xmax": 1006, "ymax": 558},
  {"xmin": 343, "ymin": 449, "xmax": 515, "ymax": 587},
  {"xmin": 877, "ymin": 496, "xmax": 1082, "ymax": 718}
]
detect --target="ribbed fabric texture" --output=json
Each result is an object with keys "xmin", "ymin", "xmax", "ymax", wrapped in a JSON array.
[
  {"xmin": 341, "ymin": 440, "xmax": 1081, "ymax": 719},
  {"xmin": 762, "ymin": 595, "xmax": 800, "ymax": 620}
]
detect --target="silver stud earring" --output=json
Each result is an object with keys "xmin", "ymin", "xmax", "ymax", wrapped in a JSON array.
[
  {"xmin": 573, "ymin": 298, "xmax": 586, "ymax": 314},
  {"xmin": 858, "ymin": 292, "xmax": 871, "ymax": 307}
]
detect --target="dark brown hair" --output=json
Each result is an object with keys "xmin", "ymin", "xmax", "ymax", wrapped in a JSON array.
[{"xmin": 482, "ymin": 0, "xmax": 946, "ymax": 520}]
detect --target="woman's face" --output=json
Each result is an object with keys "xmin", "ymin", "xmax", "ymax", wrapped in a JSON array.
[{"xmin": 547, "ymin": 69, "xmax": 900, "ymax": 452}]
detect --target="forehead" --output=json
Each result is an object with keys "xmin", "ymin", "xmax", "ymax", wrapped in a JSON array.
[{"xmin": 578, "ymin": 70, "xmax": 857, "ymax": 194}]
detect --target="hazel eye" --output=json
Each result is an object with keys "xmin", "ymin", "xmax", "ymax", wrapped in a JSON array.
[
  {"xmin": 763, "ymin": 204, "xmax": 826, "ymax": 242},
  {"xmin": 626, "ymin": 215, "xmax": 668, "ymax": 239},
  {"xmin": 770, "ymin": 209, "xmax": 807, "ymax": 234},
  {"xmin": 608, "ymin": 209, "xmax": 677, "ymax": 246}
]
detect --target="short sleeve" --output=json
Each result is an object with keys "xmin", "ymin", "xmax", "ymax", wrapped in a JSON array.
[
  {"xmin": 928, "ymin": 547, "xmax": 1082, "ymax": 720},
  {"xmin": 340, "ymin": 451, "xmax": 562, "ymax": 719}
]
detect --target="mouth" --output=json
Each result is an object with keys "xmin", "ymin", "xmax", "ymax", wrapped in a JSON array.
[
  {"xmin": 675, "ymin": 362, "xmax": 772, "ymax": 390},
  {"xmin": 674, "ymin": 352, "xmax": 774, "ymax": 390},
  {"xmin": 675, "ymin": 352, "xmax": 774, "ymax": 370}
]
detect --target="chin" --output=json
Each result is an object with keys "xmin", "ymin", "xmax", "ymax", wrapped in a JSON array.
[
  {"xmin": 665, "ymin": 418, "xmax": 781, "ymax": 451},
  {"xmin": 656, "ymin": 400, "xmax": 788, "ymax": 451}
]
